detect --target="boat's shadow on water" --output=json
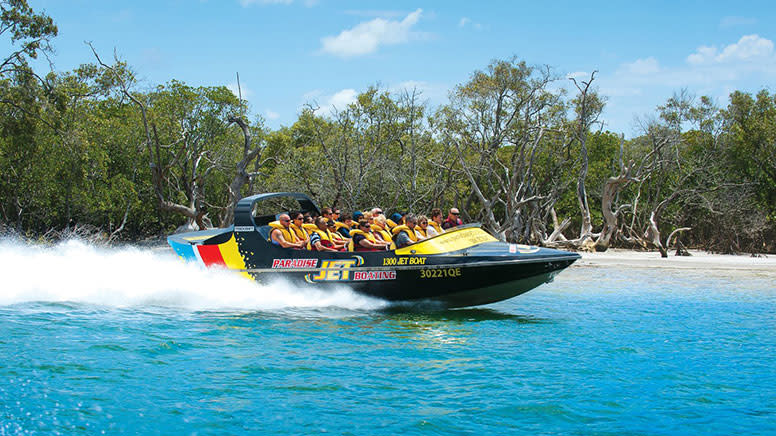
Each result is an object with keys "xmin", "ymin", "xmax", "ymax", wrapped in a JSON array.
[{"xmin": 378, "ymin": 304, "xmax": 550, "ymax": 324}]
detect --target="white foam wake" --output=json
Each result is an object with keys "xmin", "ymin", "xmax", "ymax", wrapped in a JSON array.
[{"xmin": 0, "ymin": 238, "xmax": 387, "ymax": 312}]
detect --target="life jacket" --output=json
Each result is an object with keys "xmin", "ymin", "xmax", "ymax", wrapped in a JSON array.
[
  {"xmin": 299, "ymin": 223, "xmax": 333, "ymax": 251},
  {"xmin": 415, "ymin": 226, "xmax": 427, "ymax": 239},
  {"xmin": 391, "ymin": 225, "xmax": 418, "ymax": 243},
  {"xmin": 371, "ymin": 224, "xmax": 393, "ymax": 244},
  {"xmin": 386, "ymin": 219, "xmax": 398, "ymax": 230},
  {"xmin": 330, "ymin": 229, "xmax": 345, "ymax": 242},
  {"xmin": 289, "ymin": 223, "xmax": 307, "ymax": 241},
  {"xmin": 330, "ymin": 229, "xmax": 347, "ymax": 250},
  {"xmin": 348, "ymin": 229, "xmax": 379, "ymax": 252},
  {"xmin": 268, "ymin": 221, "xmax": 298, "ymax": 245},
  {"xmin": 334, "ymin": 222, "xmax": 350, "ymax": 233},
  {"xmin": 428, "ymin": 221, "xmax": 444, "ymax": 235}
]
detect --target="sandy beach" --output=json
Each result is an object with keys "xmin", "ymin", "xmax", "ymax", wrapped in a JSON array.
[{"xmin": 575, "ymin": 248, "xmax": 776, "ymax": 275}]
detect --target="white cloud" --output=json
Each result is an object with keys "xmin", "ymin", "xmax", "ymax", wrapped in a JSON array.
[
  {"xmin": 566, "ymin": 71, "xmax": 589, "ymax": 80},
  {"xmin": 306, "ymin": 89, "xmax": 358, "ymax": 115},
  {"xmin": 719, "ymin": 16, "xmax": 757, "ymax": 29},
  {"xmin": 458, "ymin": 16, "xmax": 482, "ymax": 30},
  {"xmin": 620, "ymin": 57, "xmax": 661, "ymax": 75},
  {"xmin": 687, "ymin": 34, "xmax": 775, "ymax": 65},
  {"xmin": 227, "ymin": 82, "xmax": 253, "ymax": 100},
  {"xmin": 239, "ymin": 0, "xmax": 292, "ymax": 6},
  {"xmin": 265, "ymin": 109, "xmax": 280, "ymax": 120},
  {"xmin": 320, "ymin": 9, "xmax": 423, "ymax": 58}
]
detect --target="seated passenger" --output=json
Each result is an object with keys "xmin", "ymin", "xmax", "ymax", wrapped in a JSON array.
[
  {"xmin": 270, "ymin": 213, "xmax": 306, "ymax": 249},
  {"xmin": 327, "ymin": 220, "xmax": 348, "ymax": 251},
  {"xmin": 321, "ymin": 207, "xmax": 333, "ymax": 221},
  {"xmin": 371, "ymin": 215, "xmax": 393, "ymax": 244},
  {"xmin": 351, "ymin": 211, "xmax": 364, "ymax": 229},
  {"xmin": 442, "ymin": 208, "xmax": 463, "ymax": 230},
  {"xmin": 351, "ymin": 220, "xmax": 390, "ymax": 251},
  {"xmin": 289, "ymin": 212, "xmax": 309, "ymax": 244},
  {"xmin": 308, "ymin": 217, "xmax": 339, "ymax": 252},
  {"xmin": 427, "ymin": 208, "xmax": 445, "ymax": 237},
  {"xmin": 335, "ymin": 216, "xmax": 352, "ymax": 238},
  {"xmin": 415, "ymin": 215, "xmax": 429, "ymax": 240},
  {"xmin": 392, "ymin": 214, "xmax": 419, "ymax": 248},
  {"xmin": 387, "ymin": 212, "xmax": 403, "ymax": 229}
]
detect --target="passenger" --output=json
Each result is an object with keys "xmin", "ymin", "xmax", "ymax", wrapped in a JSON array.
[
  {"xmin": 352, "ymin": 220, "xmax": 390, "ymax": 251},
  {"xmin": 370, "ymin": 207, "xmax": 383, "ymax": 217},
  {"xmin": 371, "ymin": 215, "xmax": 393, "ymax": 244},
  {"xmin": 332, "ymin": 208, "xmax": 341, "ymax": 222},
  {"xmin": 363, "ymin": 211, "xmax": 375, "ymax": 226},
  {"xmin": 427, "ymin": 208, "xmax": 445, "ymax": 237},
  {"xmin": 335, "ymin": 215, "xmax": 353, "ymax": 238},
  {"xmin": 321, "ymin": 207, "xmax": 333, "ymax": 221},
  {"xmin": 392, "ymin": 214, "xmax": 419, "ymax": 248},
  {"xmin": 442, "ymin": 208, "xmax": 463, "ymax": 230},
  {"xmin": 415, "ymin": 215, "xmax": 429, "ymax": 240},
  {"xmin": 270, "ymin": 213, "xmax": 306, "ymax": 249},
  {"xmin": 308, "ymin": 217, "xmax": 339, "ymax": 252},
  {"xmin": 387, "ymin": 212, "xmax": 403, "ymax": 229},
  {"xmin": 289, "ymin": 212, "xmax": 310, "ymax": 244},
  {"xmin": 303, "ymin": 212, "xmax": 313, "ymax": 224},
  {"xmin": 327, "ymin": 220, "xmax": 348, "ymax": 251},
  {"xmin": 351, "ymin": 211, "xmax": 364, "ymax": 228}
]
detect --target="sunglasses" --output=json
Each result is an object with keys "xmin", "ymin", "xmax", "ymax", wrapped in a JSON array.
[
  {"xmin": 452, "ymin": 212, "xmax": 460, "ymax": 215},
  {"xmin": 280, "ymin": 218, "xmax": 290, "ymax": 222}
]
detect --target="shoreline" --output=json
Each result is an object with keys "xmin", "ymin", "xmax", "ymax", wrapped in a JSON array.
[{"xmin": 574, "ymin": 248, "xmax": 776, "ymax": 274}]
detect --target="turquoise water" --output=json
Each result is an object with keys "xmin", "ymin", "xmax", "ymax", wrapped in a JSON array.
[{"xmin": 1, "ymin": 240, "xmax": 775, "ymax": 435}]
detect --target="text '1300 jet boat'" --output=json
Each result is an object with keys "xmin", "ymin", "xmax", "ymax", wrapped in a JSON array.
[{"xmin": 167, "ymin": 193, "xmax": 580, "ymax": 308}]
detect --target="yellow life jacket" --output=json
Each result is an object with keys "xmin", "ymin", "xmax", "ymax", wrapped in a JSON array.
[
  {"xmin": 268, "ymin": 221, "xmax": 298, "ymax": 244},
  {"xmin": 330, "ymin": 229, "xmax": 345, "ymax": 242},
  {"xmin": 415, "ymin": 226, "xmax": 427, "ymax": 239},
  {"xmin": 392, "ymin": 224, "xmax": 418, "ymax": 242},
  {"xmin": 386, "ymin": 219, "xmax": 398, "ymax": 229},
  {"xmin": 304, "ymin": 225, "xmax": 332, "ymax": 251},
  {"xmin": 371, "ymin": 224, "xmax": 393, "ymax": 243},
  {"xmin": 428, "ymin": 221, "xmax": 444, "ymax": 235},
  {"xmin": 348, "ymin": 229, "xmax": 377, "ymax": 251},
  {"xmin": 289, "ymin": 223, "xmax": 307, "ymax": 241}
]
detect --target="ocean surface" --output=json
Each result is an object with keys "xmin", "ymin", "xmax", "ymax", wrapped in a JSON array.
[{"xmin": 1, "ymin": 239, "xmax": 774, "ymax": 435}]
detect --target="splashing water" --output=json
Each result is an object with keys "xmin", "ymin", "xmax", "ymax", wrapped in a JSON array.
[{"xmin": 0, "ymin": 238, "xmax": 387, "ymax": 312}]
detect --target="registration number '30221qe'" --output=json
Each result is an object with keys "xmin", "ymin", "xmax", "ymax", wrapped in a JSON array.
[{"xmin": 419, "ymin": 268, "xmax": 462, "ymax": 279}]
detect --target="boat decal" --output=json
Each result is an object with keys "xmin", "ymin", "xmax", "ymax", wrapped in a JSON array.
[
  {"xmin": 395, "ymin": 227, "xmax": 497, "ymax": 255},
  {"xmin": 234, "ymin": 226, "xmax": 254, "ymax": 232},
  {"xmin": 352, "ymin": 271, "xmax": 397, "ymax": 281},
  {"xmin": 382, "ymin": 256, "xmax": 427, "ymax": 266},
  {"xmin": 420, "ymin": 268, "xmax": 462, "ymax": 279},
  {"xmin": 272, "ymin": 258, "xmax": 319, "ymax": 269},
  {"xmin": 197, "ymin": 244, "xmax": 227, "ymax": 267},
  {"xmin": 303, "ymin": 256, "xmax": 389, "ymax": 282}
]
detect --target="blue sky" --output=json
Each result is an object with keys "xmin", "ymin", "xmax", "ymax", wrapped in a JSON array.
[{"xmin": 28, "ymin": 0, "xmax": 776, "ymax": 136}]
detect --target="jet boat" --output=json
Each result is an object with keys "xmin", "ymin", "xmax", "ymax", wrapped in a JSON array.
[{"xmin": 167, "ymin": 192, "xmax": 580, "ymax": 308}]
